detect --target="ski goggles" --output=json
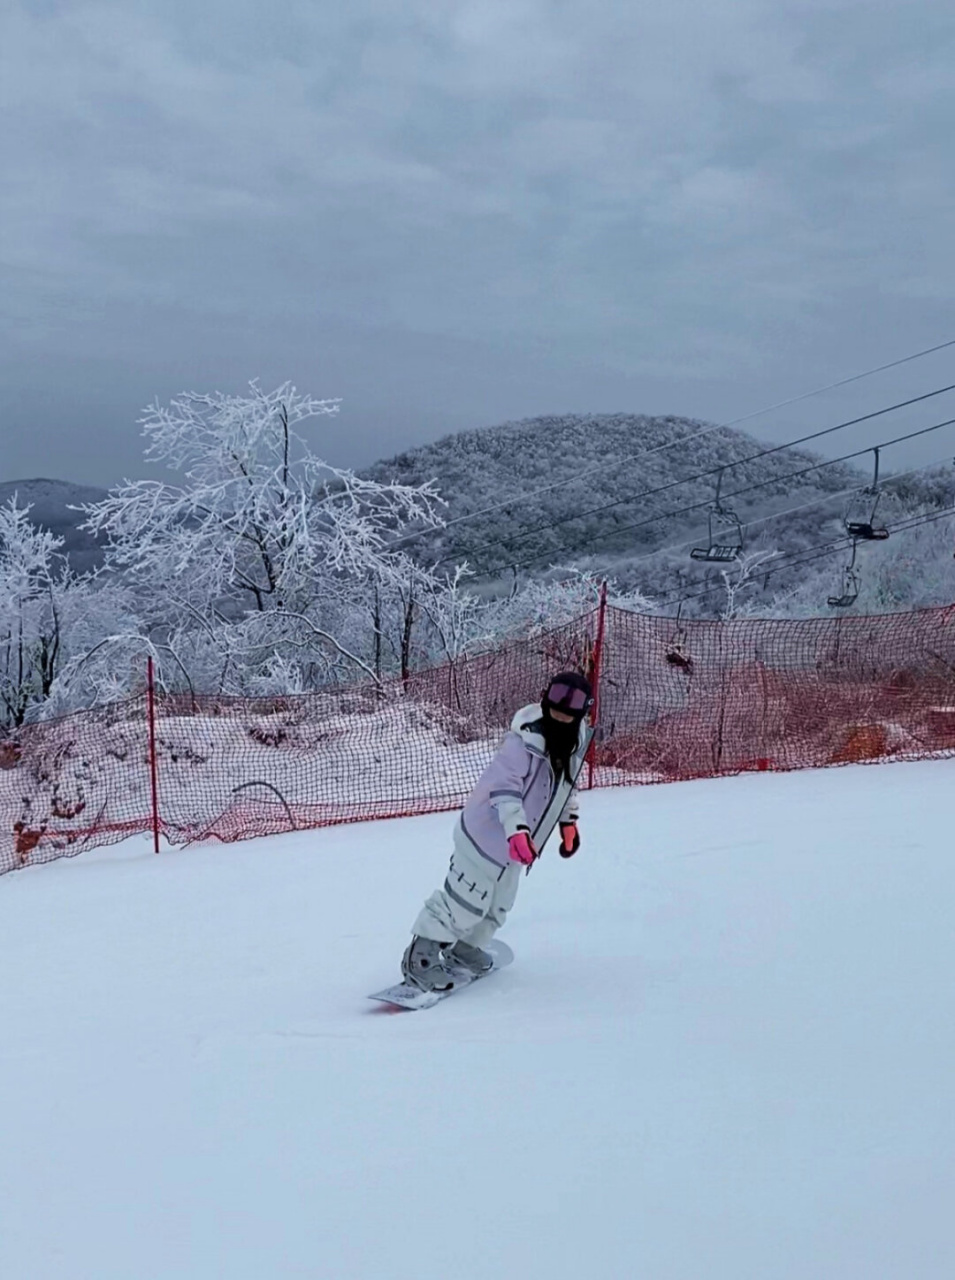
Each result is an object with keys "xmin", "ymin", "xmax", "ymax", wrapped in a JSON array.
[{"xmin": 546, "ymin": 680, "xmax": 592, "ymax": 712}]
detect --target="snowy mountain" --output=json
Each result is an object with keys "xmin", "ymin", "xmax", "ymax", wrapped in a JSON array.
[{"xmin": 0, "ymin": 477, "xmax": 108, "ymax": 574}]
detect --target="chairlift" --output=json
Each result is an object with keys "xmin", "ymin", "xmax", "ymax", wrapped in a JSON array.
[
  {"xmin": 827, "ymin": 539, "xmax": 861, "ymax": 609},
  {"xmin": 690, "ymin": 468, "xmax": 744, "ymax": 562},
  {"xmin": 844, "ymin": 448, "xmax": 889, "ymax": 541}
]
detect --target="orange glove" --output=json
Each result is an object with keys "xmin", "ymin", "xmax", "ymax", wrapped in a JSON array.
[{"xmin": 559, "ymin": 822, "xmax": 580, "ymax": 858}]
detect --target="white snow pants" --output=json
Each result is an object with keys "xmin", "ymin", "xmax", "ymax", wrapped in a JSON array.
[{"xmin": 411, "ymin": 828, "xmax": 521, "ymax": 947}]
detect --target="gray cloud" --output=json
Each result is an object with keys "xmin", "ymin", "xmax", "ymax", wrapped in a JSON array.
[{"xmin": 2, "ymin": 0, "xmax": 954, "ymax": 484}]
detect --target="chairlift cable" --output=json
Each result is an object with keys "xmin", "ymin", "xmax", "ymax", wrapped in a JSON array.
[
  {"xmin": 387, "ymin": 336, "xmax": 955, "ymax": 551},
  {"xmin": 656, "ymin": 502, "xmax": 955, "ymax": 611},
  {"xmin": 658, "ymin": 516, "xmax": 930, "ymax": 609},
  {"xmin": 477, "ymin": 411, "xmax": 955, "ymax": 577},
  {"xmin": 613, "ymin": 453, "xmax": 955, "ymax": 572},
  {"xmin": 442, "ymin": 387, "xmax": 955, "ymax": 573}
]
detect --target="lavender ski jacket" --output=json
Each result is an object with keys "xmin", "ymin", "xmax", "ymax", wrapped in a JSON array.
[{"xmin": 457, "ymin": 703, "xmax": 593, "ymax": 869}]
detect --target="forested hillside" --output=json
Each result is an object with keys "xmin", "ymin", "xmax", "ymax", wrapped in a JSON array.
[
  {"xmin": 362, "ymin": 411, "xmax": 955, "ymax": 615},
  {"xmin": 362, "ymin": 413, "xmax": 860, "ymax": 603},
  {"xmin": 8, "ymin": 408, "xmax": 955, "ymax": 617},
  {"xmin": 365, "ymin": 414, "xmax": 861, "ymax": 563}
]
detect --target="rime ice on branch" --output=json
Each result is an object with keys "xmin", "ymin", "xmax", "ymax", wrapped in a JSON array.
[{"xmin": 79, "ymin": 382, "xmax": 450, "ymax": 691}]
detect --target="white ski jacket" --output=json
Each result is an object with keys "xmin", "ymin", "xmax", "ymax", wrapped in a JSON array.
[{"xmin": 457, "ymin": 703, "xmax": 591, "ymax": 869}]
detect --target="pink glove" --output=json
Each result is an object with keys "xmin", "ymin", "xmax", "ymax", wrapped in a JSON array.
[
  {"xmin": 559, "ymin": 822, "xmax": 580, "ymax": 858},
  {"xmin": 508, "ymin": 829, "xmax": 537, "ymax": 865}
]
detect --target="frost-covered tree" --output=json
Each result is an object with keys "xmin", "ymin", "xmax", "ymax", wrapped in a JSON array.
[
  {"xmin": 80, "ymin": 382, "xmax": 448, "ymax": 690},
  {"xmin": 482, "ymin": 568, "xmax": 655, "ymax": 639},
  {"xmin": 749, "ymin": 512, "xmax": 955, "ymax": 619},
  {"xmin": 0, "ymin": 497, "xmax": 141, "ymax": 727},
  {"xmin": 852, "ymin": 515, "xmax": 955, "ymax": 613},
  {"xmin": 0, "ymin": 498, "xmax": 63, "ymax": 727},
  {"xmin": 416, "ymin": 564, "xmax": 491, "ymax": 665},
  {"xmin": 718, "ymin": 549, "xmax": 779, "ymax": 620}
]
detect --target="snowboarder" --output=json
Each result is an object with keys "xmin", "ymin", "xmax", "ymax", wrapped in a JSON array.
[{"xmin": 401, "ymin": 670, "xmax": 594, "ymax": 991}]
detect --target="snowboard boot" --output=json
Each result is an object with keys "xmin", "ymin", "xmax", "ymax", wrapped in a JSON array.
[
  {"xmin": 401, "ymin": 936, "xmax": 458, "ymax": 992},
  {"xmin": 449, "ymin": 939, "xmax": 494, "ymax": 975}
]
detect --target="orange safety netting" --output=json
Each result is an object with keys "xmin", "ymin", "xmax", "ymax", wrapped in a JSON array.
[
  {"xmin": 2, "ymin": 603, "xmax": 954, "ymax": 875},
  {"xmin": 594, "ymin": 603, "xmax": 955, "ymax": 779}
]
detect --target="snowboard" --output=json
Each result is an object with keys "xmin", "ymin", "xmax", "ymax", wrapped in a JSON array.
[{"xmin": 368, "ymin": 940, "xmax": 514, "ymax": 1011}]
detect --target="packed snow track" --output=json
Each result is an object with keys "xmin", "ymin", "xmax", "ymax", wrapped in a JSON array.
[{"xmin": 2, "ymin": 760, "xmax": 953, "ymax": 1279}]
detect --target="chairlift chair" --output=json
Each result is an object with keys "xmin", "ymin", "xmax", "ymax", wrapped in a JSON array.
[
  {"xmin": 690, "ymin": 468, "xmax": 744, "ymax": 562},
  {"xmin": 827, "ymin": 539, "xmax": 861, "ymax": 609},
  {"xmin": 844, "ymin": 448, "xmax": 889, "ymax": 541}
]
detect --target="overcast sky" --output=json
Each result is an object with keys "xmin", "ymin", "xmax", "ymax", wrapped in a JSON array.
[{"xmin": 2, "ymin": 0, "xmax": 955, "ymax": 487}]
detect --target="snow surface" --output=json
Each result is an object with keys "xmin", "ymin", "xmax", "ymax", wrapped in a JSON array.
[{"xmin": 2, "ymin": 760, "xmax": 954, "ymax": 1279}]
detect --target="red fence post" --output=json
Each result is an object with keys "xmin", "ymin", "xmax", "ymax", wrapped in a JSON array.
[
  {"xmin": 587, "ymin": 582, "xmax": 609, "ymax": 790},
  {"xmin": 146, "ymin": 657, "xmax": 161, "ymax": 854}
]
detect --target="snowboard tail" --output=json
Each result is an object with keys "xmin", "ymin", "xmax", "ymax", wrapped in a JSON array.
[{"xmin": 369, "ymin": 940, "xmax": 513, "ymax": 1011}]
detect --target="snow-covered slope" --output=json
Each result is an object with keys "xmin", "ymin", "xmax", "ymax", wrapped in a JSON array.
[{"xmin": 2, "ymin": 761, "xmax": 953, "ymax": 1279}]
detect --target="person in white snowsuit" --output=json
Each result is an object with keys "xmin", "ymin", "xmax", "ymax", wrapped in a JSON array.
[{"xmin": 402, "ymin": 671, "xmax": 594, "ymax": 991}]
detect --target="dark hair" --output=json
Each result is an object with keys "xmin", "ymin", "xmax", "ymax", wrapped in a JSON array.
[{"xmin": 540, "ymin": 671, "xmax": 591, "ymax": 782}]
